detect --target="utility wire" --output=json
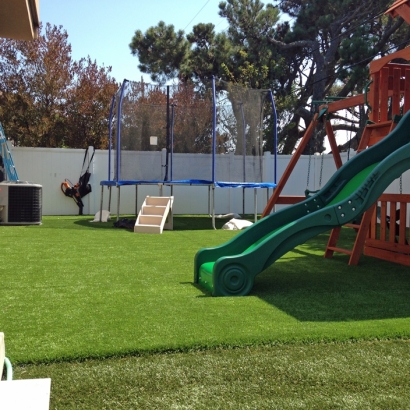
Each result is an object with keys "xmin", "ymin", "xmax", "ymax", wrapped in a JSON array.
[{"xmin": 183, "ymin": 0, "xmax": 211, "ymax": 31}]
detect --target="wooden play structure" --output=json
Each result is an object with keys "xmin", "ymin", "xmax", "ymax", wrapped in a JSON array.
[
  {"xmin": 325, "ymin": 193, "xmax": 410, "ymax": 266},
  {"xmin": 262, "ymin": 0, "xmax": 410, "ymax": 266}
]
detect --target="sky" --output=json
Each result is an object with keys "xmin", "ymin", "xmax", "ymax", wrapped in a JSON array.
[
  {"xmin": 40, "ymin": 0, "xmax": 228, "ymax": 83},
  {"xmin": 37, "ymin": 0, "xmax": 346, "ymax": 152}
]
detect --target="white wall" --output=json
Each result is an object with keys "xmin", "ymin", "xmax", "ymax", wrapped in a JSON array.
[{"xmin": 10, "ymin": 147, "xmax": 410, "ymax": 216}]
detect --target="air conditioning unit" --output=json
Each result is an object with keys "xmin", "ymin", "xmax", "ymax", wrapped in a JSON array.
[{"xmin": 0, "ymin": 181, "xmax": 42, "ymax": 225}]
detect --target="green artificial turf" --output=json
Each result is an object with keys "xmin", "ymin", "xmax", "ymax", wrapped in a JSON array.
[
  {"xmin": 15, "ymin": 340, "xmax": 410, "ymax": 409},
  {"xmin": 1, "ymin": 215, "xmax": 410, "ymax": 365}
]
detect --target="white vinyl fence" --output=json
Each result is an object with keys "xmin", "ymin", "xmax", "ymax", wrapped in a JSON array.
[{"xmin": 10, "ymin": 146, "xmax": 410, "ymax": 216}]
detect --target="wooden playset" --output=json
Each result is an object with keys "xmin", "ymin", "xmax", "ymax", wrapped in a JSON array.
[{"xmin": 262, "ymin": 0, "xmax": 410, "ymax": 267}]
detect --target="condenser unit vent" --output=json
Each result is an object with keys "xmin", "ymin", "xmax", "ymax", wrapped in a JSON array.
[{"xmin": 0, "ymin": 181, "xmax": 42, "ymax": 225}]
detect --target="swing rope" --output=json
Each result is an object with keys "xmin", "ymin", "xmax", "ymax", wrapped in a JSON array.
[
  {"xmin": 319, "ymin": 153, "xmax": 324, "ymax": 188},
  {"xmin": 306, "ymin": 124, "xmax": 315, "ymax": 191},
  {"xmin": 305, "ymin": 153, "xmax": 324, "ymax": 197},
  {"xmin": 305, "ymin": 110, "xmax": 326, "ymax": 197}
]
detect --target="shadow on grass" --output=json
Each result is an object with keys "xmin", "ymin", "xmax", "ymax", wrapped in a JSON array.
[
  {"xmin": 173, "ymin": 216, "xmax": 230, "ymax": 231},
  {"xmin": 72, "ymin": 215, "xmax": 231, "ymax": 231},
  {"xmin": 172, "ymin": 214, "xmax": 255, "ymax": 230},
  {"xmin": 73, "ymin": 219, "xmax": 119, "ymax": 230},
  {"xmin": 193, "ymin": 230, "xmax": 410, "ymax": 322},
  {"xmin": 252, "ymin": 232, "xmax": 410, "ymax": 322}
]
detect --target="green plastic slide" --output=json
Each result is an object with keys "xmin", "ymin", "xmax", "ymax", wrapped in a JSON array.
[{"xmin": 194, "ymin": 111, "xmax": 410, "ymax": 296}]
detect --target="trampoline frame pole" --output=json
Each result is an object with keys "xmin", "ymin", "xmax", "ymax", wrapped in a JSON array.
[
  {"xmin": 108, "ymin": 95, "xmax": 115, "ymax": 182},
  {"xmin": 268, "ymin": 90, "xmax": 278, "ymax": 185},
  {"xmin": 239, "ymin": 102, "xmax": 246, "ymax": 215},
  {"xmin": 170, "ymin": 104, "xmax": 176, "ymax": 181},
  {"xmin": 116, "ymin": 80, "xmax": 128, "ymax": 183},
  {"xmin": 212, "ymin": 77, "xmax": 217, "ymax": 184}
]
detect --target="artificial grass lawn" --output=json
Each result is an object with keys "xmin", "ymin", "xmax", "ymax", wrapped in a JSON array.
[
  {"xmin": 15, "ymin": 339, "xmax": 410, "ymax": 409},
  {"xmin": 1, "ymin": 215, "xmax": 410, "ymax": 366}
]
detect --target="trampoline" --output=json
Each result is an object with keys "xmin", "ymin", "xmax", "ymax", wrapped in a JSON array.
[{"xmin": 99, "ymin": 78, "xmax": 277, "ymax": 227}]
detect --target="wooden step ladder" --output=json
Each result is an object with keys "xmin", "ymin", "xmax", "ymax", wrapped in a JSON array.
[
  {"xmin": 324, "ymin": 205, "xmax": 376, "ymax": 265},
  {"xmin": 134, "ymin": 196, "xmax": 174, "ymax": 234}
]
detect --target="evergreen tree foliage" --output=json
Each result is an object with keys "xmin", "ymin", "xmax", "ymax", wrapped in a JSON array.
[{"xmin": 129, "ymin": 0, "xmax": 410, "ymax": 154}]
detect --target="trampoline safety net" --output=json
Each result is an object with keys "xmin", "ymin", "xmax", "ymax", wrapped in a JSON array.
[{"xmin": 108, "ymin": 78, "xmax": 275, "ymax": 185}]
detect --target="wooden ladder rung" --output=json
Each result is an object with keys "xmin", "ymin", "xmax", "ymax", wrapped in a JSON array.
[
  {"xmin": 326, "ymin": 246, "xmax": 353, "ymax": 255},
  {"xmin": 324, "ymin": 204, "xmax": 376, "ymax": 265},
  {"xmin": 345, "ymin": 223, "xmax": 360, "ymax": 229}
]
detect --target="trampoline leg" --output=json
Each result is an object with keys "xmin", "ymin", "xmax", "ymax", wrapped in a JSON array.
[
  {"xmin": 99, "ymin": 185, "xmax": 104, "ymax": 222},
  {"xmin": 212, "ymin": 185, "xmax": 216, "ymax": 230},
  {"xmin": 254, "ymin": 188, "xmax": 257, "ymax": 222},
  {"xmin": 208, "ymin": 186, "xmax": 211, "ymax": 217},
  {"xmin": 116, "ymin": 186, "xmax": 120, "ymax": 221},
  {"xmin": 108, "ymin": 186, "xmax": 112, "ymax": 212},
  {"xmin": 135, "ymin": 185, "xmax": 138, "ymax": 218}
]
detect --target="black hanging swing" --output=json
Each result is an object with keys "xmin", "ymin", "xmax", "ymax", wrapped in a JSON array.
[{"xmin": 61, "ymin": 147, "xmax": 95, "ymax": 215}]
